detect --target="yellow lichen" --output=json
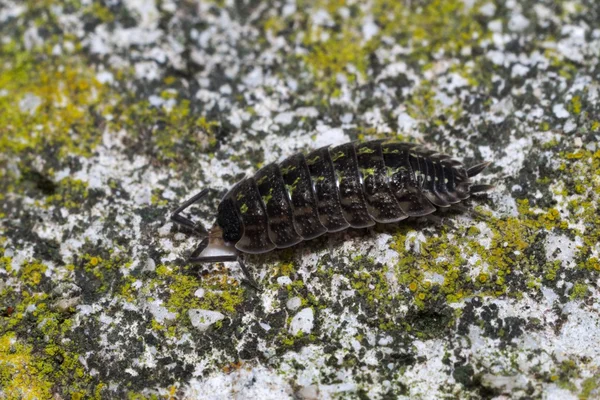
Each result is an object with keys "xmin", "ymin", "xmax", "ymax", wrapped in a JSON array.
[
  {"xmin": 0, "ymin": 334, "xmax": 53, "ymax": 399},
  {"xmin": 0, "ymin": 41, "xmax": 111, "ymax": 159}
]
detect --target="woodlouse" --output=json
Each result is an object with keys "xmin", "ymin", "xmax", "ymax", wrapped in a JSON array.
[{"xmin": 172, "ymin": 140, "xmax": 492, "ymax": 288}]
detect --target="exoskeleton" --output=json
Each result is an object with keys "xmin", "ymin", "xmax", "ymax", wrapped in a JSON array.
[{"xmin": 171, "ymin": 140, "xmax": 492, "ymax": 288}]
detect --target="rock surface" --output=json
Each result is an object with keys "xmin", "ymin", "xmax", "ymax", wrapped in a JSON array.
[{"xmin": 1, "ymin": 0, "xmax": 600, "ymax": 399}]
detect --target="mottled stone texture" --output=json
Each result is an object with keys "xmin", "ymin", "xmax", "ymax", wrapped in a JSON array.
[{"xmin": 1, "ymin": 0, "xmax": 600, "ymax": 399}]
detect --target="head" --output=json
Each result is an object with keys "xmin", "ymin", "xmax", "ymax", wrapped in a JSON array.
[
  {"xmin": 171, "ymin": 188, "xmax": 261, "ymax": 289},
  {"xmin": 189, "ymin": 197, "xmax": 242, "ymax": 263},
  {"xmin": 189, "ymin": 224, "xmax": 238, "ymax": 262}
]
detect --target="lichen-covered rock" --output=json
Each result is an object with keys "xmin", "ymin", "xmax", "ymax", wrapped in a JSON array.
[{"xmin": 1, "ymin": 0, "xmax": 600, "ymax": 399}]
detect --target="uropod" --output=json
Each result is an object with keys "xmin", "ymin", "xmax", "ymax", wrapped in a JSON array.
[{"xmin": 171, "ymin": 140, "xmax": 492, "ymax": 288}]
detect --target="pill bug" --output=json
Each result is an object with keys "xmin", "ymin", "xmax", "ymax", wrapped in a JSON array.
[{"xmin": 171, "ymin": 139, "xmax": 492, "ymax": 288}]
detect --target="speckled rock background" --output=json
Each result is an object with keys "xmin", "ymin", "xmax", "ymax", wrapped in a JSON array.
[{"xmin": 1, "ymin": 0, "xmax": 600, "ymax": 399}]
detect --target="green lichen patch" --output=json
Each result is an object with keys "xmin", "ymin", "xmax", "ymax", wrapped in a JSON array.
[
  {"xmin": 0, "ymin": 41, "xmax": 112, "ymax": 160},
  {"xmin": 0, "ymin": 251, "xmax": 101, "ymax": 398},
  {"xmin": 0, "ymin": 333, "xmax": 54, "ymax": 399},
  {"xmin": 580, "ymin": 376, "xmax": 600, "ymax": 400},
  {"xmin": 125, "ymin": 263, "xmax": 246, "ymax": 335}
]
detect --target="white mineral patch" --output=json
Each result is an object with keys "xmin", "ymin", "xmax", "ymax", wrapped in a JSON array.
[
  {"xmin": 545, "ymin": 233, "xmax": 582, "ymax": 268},
  {"xmin": 243, "ymin": 67, "xmax": 264, "ymax": 88},
  {"xmin": 550, "ymin": 303, "xmax": 600, "ymax": 365},
  {"xmin": 18, "ymin": 93, "xmax": 42, "ymax": 115},
  {"xmin": 124, "ymin": 0, "xmax": 159, "ymax": 29},
  {"xmin": 277, "ymin": 276, "xmax": 293, "ymax": 286},
  {"xmin": 135, "ymin": 61, "xmax": 161, "ymax": 81},
  {"xmin": 274, "ymin": 111, "xmax": 294, "ymax": 125},
  {"xmin": 290, "ymin": 308, "xmax": 314, "ymax": 335},
  {"xmin": 143, "ymin": 258, "xmax": 156, "ymax": 272},
  {"xmin": 148, "ymin": 300, "xmax": 176, "ymax": 324},
  {"xmin": 286, "ymin": 297, "xmax": 302, "ymax": 311},
  {"xmin": 481, "ymin": 374, "xmax": 529, "ymax": 393},
  {"xmin": 282, "ymin": 3, "xmax": 296, "ymax": 17},
  {"xmin": 397, "ymin": 113, "xmax": 418, "ymax": 131},
  {"xmin": 296, "ymin": 385, "xmax": 319, "ymax": 400},
  {"xmin": 372, "ymin": 233, "xmax": 400, "ymax": 267},
  {"xmin": 184, "ymin": 366, "xmax": 294, "ymax": 400},
  {"xmin": 188, "ymin": 309, "xmax": 225, "ymax": 331},
  {"xmin": 508, "ymin": 14, "xmax": 530, "ymax": 32},
  {"xmin": 495, "ymin": 137, "xmax": 531, "ymax": 177},
  {"xmin": 478, "ymin": 145, "xmax": 494, "ymax": 161},
  {"xmin": 552, "ymin": 104, "xmax": 569, "ymax": 119},
  {"xmin": 279, "ymin": 345, "xmax": 349, "ymax": 392},
  {"xmin": 340, "ymin": 113, "xmax": 353, "ymax": 124},
  {"xmin": 563, "ymin": 119, "xmax": 577, "ymax": 133},
  {"xmin": 311, "ymin": 9, "xmax": 334, "ymax": 27},
  {"xmin": 511, "ymin": 63, "xmax": 529, "ymax": 78},
  {"xmin": 405, "ymin": 231, "xmax": 427, "ymax": 253},
  {"xmin": 53, "ymin": 297, "xmax": 81, "ymax": 312},
  {"xmin": 377, "ymin": 62, "xmax": 408, "ymax": 80},
  {"xmin": 361, "ymin": 17, "xmax": 379, "ymax": 41},
  {"xmin": 489, "ymin": 97, "xmax": 514, "ymax": 123},
  {"xmin": 33, "ymin": 219, "xmax": 63, "ymax": 242},
  {"xmin": 558, "ymin": 25, "xmax": 587, "ymax": 63},
  {"xmin": 135, "ymin": 344, "xmax": 158, "ymax": 369},
  {"xmin": 488, "ymin": 20, "xmax": 503, "ymax": 34},
  {"xmin": 96, "ymin": 71, "xmax": 114, "ymax": 84},
  {"xmin": 314, "ymin": 127, "xmax": 348, "ymax": 148},
  {"xmin": 9, "ymin": 247, "xmax": 34, "ymax": 271},
  {"xmin": 0, "ymin": 2, "xmax": 25, "ymax": 22},
  {"xmin": 403, "ymin": 339, "xmax": 449, "ymax": 399},
  {"xmin": 542, "ymin": 385, "xmax": 578, "ymax": 400},
  {"xmin": 493, "ymin": 190, "xmax": 519, "ymax": 217},
  {"xmin": 487, "ymin": 49, "xmax": 505, "ymax": 65},
  {"xmin": 260, "ymin": 322, "xmax": 271, "ymax": 331},
  {"xmin": 261, "ymin": 289, "xmax": 279, "ymax": 314},
  {"xmin": 479, "ymin": 2, "xmax": 496, "ymax": 17},
  {"xmin": 23, "ymin": 25, "xmax": 42, "ymax": 50}
]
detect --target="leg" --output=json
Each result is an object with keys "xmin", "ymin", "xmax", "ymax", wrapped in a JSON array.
[
  {"xmin": 237, "ymin": 257, "xmax": 261, "ymax": 291},
  {"xmin": 188, "ymin": 239, "xmax": 261, "ymax": 291},
  {"xmin": 467, "ymin": 162, "xmax": 492, "ymax": 178},
  {"xmin": 470, "ymin": 184, "xmax": 495, "ymax": 194},
  {"xmin": 171, "ymin": 189, "xmax": 209, "ymax": 236}
]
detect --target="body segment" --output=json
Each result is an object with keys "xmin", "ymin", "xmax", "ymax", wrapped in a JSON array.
[
  {"xmin": 306, "ymin": 146, "xmax": 349, "ymax": 232},
  {"xmin": 330, "ymin": 142, "xmax": 375, "ymax": 229},
  {"xmin": 280, "ymin": 153, "xmax": 327, "ymax": 240},
  {"xmin": 355, "ymin": 140, "xmax": 407, "ymax": 223},
  {"xmin": 254, "ymin": 163, "xmax": 302, "ymax": 249}
]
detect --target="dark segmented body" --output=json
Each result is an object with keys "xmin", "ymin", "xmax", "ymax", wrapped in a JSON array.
[{"xmin": 218, "ymin": 140, "xmax": 486, "ymax": 254}]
